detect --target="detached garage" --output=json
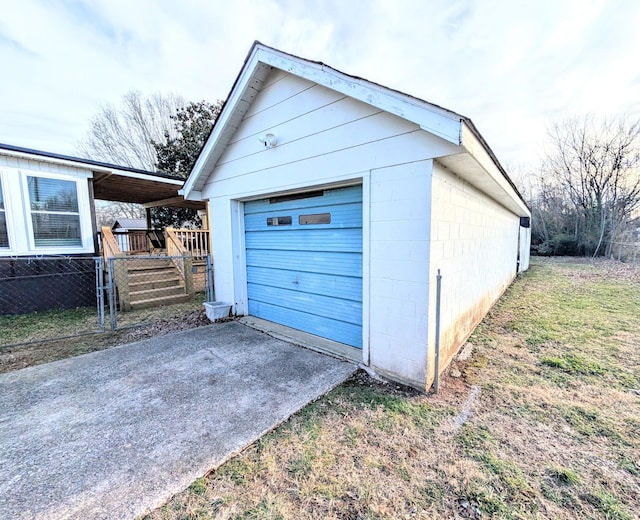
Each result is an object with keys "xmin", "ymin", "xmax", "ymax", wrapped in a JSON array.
[{"xmin": 181, "ymin": 42, "xmax": 531, "ymax": 392}]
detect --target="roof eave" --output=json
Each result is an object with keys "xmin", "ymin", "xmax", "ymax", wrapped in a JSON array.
[
  {"xmin": 182, "ymin": 42, "xmax": 267, "ymax": 200},
  {"xmin": 0, "ymin": 142, "xmax": 179, "ymax": 181},
  {"xmin": 459, "ymin": 120, "xmax": 530, "ymax": 216}
]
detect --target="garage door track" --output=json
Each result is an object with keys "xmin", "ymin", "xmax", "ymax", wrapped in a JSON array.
[{"xmin": 0, "ymin": 321, "xmax": 356, "ymax": 519}]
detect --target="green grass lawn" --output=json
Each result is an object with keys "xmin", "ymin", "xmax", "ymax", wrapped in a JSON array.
[{"xmin": 142, "ymin": 258, "xmax": 640, "ymax": 520}]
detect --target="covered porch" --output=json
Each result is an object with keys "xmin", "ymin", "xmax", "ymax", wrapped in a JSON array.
[{"xmin": 91, "ymin": 168, "xmax": 211, "ymax": 311}]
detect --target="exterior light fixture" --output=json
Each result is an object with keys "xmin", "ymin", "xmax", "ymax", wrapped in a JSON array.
[{"xmin": 258, "ymin": 133, "xmax": 277, "ymax": 148}]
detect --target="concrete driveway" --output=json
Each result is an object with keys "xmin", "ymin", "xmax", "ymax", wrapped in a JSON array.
[{"xmin": 0, "ymin": 321, "xmax": 356, "ymax": 519}]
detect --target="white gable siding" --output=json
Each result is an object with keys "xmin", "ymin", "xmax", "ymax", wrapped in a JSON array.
[
  {"xmin": 425, "ymin": 162, "xmax": 520, "ymax": 387},
  {"xmin": 201, "ymin": 70, "xmax": 460, "ymax": 200}
]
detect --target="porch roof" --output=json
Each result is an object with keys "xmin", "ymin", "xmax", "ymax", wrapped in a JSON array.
[
  {"xmin": 91, "ymin": 170, "xmax": 205, "ymax": 210},
  {"xmin": 0, "ymin": 142, "xmax": 205, "ymax": 210}
]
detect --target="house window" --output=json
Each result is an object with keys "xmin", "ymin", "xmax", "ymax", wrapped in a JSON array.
[
  {"xmin": 0, "ymin": 181, "xmax": 7, "ymax": 248},
  {"xmin": 27, "ymin": 176, "xmax": 82, "ymax": 247}
]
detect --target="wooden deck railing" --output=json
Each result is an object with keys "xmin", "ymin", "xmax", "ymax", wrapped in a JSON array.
[
  {"xmin": 170, "ymin": 228, "xmax": 210, "ymax": 261},
  {"xmin": 165, "ymin": 227, "xmax": 194, "ymax": 295},
  {"xmin": 98, "ymin": 227, "xmax": 210, "ymax": 259},
  {"xmin": 113, "ymin": 230, "xmax": 148, "ymax": 253}
]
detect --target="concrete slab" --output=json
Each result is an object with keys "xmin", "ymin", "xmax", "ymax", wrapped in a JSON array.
[
  {"xmin": 0, "ymin": 321, "xmax": 356, "ymax": 519},
  {"xmin": 239, "ymin": 316, "xmax": 363, "ymax": 363}
]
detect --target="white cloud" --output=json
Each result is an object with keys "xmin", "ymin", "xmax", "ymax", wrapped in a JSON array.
[{"xmin": 0, "ymin": 0, "xmax": 639, "ymax": 171}]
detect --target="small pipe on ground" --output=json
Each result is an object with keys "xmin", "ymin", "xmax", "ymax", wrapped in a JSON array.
[{"xmin": 434, "ymin": 269, "xmax": 442, "ymax": 393}]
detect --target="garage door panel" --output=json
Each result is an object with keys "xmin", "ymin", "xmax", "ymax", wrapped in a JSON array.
[
  {"xmin": 246, "ymin": 249, "xmax": 362, "ymax": 277},
  {"xmin": 245, "ymin": 228, "xmax": 362, "ymax": 252},
  {"xmin": 247, "ymin": 266, "xmax": 362, "ymax": 301},
  {"xmin": 248, "ymin": 300, "xmax": 362, "ymax": 347},
  {"xmin": 244, "ymin": 203, "xmax": 363, "ymax": 231},
  {"xmin": 248, "ymin": 283, "xmax": 362, "ymax": 325},
  {"xmin": 244, "ymin": 187, "xmax": 362, "ymax": 215},
  {"xmin": 245, "ymin": 185, "xmax": 362, "ymax": 348}
]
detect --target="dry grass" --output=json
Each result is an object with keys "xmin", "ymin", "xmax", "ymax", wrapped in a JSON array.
[
  {"xmin": 140, "ymin": 258, "xmax": 640, "ymax": 520},
  {"xmin": 0, "ymin": 305, "xmax": 211, "ymax": 374}
]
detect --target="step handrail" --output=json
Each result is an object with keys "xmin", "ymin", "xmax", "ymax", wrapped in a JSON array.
[
  {"xmin": 165, "ymin": 227, "xmax": 194, "ymax": 295},
  {"xmin": 100, "ymin": 226, "xmax": 122, "ymax": 262},
  {"xmin": 100, "ymin": 226, "xmax": 131, "ymax": 311}
]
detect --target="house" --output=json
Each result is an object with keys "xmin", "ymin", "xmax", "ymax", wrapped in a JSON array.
[
  {"xmin": 0, "ymin": 143, "xmax": 209, "ymax": 314},
  {"xmin": 112, "ymin": 218, "xmax": 148, "ymax": 231},
  {"xmin": 111, "ymin": 218, "xmax": 148, "ymax": 253},
  {"xmin": 181, "ymin": 42, "xmax": 531, "ymax": 392},
  {"xmin": 0, "ymin": 142, "xmax": 205, "ymax": 257}
]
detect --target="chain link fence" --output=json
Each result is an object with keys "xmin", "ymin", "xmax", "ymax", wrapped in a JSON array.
[
  {"xmin": 1, "ymin": 255, "xmax": 214, "ymax": 351},
  {"xmin": 0, "ymin": 256, "xmax": 104, "ymax": 349},
  {"xmin": 105, "ymin": 255, "xmax": 213, "ymax": 330}
]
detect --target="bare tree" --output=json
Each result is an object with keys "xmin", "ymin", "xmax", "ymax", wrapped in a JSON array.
[
  {"xmin": 78, "ymin": 90, "xmax": 186, "ymax": 170},
  {"xmin": 543, "ymin": 115, "xmax": 640, "ymax": 257},
  {"xmin": 95, "ymin": 202, "xmax": 144, "ymax": 228}
]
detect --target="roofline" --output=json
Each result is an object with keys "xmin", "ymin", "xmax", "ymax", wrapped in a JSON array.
[
  {"xmin": 460, "ymin": 120, "xmax": 529, "ymax": 210},
  {"xmin": 181, "ymin": 41, "xmax": 466, "ymax": 198},
  {"xmin": 182, "ymin": 41, "xmax": 527, "ymax": 214},
  {"xmin": 254, "ymin": 41, "xmax": 466, "ymax": 122},
  {"xmin": 181, "ymin": 41, "xmax": 264, "ymax": 197},
  {"xmin": 0, "ymin": 142, "xmax": 181, "ymax": 183}
]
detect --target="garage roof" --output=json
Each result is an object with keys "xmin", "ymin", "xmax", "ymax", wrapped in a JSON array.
[
  {"xmin": 0, "ymin": 143, "xmax": 205, "ymax": 210},
  {"xmin": 182, "ymin": 41, "xmax": 529, "ymax": 217}
]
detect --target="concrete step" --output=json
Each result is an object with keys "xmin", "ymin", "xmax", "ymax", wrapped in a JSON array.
[
  {"xmin": 129, "ymin": 293, "xmax": 192, "ymax": 310},
  {"xmin": 129, "ymin": 278, "xmax": 182, "ymax": 292},
  {"xmin": 129, "ymin": 285, "xmax": 186, "ymax": 302}
]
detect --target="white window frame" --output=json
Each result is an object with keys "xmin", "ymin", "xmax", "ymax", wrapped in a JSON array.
[
  {"xmin": 20, "ymin": 172, "xmax": 92, "ymax": 254},
  {"xmin": 25, "ymin": 174, "xmax": 83, "ymax": 249},
  {"xmin": 0, "ymin": 172, "xmax": 12, "ymax": 251},
  {"xmin": 0, "ymin": 164, "xmax": 94, "ymax": 257}
]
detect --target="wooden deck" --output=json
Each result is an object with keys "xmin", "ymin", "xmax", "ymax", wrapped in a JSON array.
[{"xmin": 100, "ymin": 227, "xmax": 211, "ymax": 311}]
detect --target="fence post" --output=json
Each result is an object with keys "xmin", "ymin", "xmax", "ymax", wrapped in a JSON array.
[
  {"xmin": 95, "ymin": 257, "xmax": 105, "ymax": 332},
  {"xmin": 183, "ymin": 255, "xmax": 194, "ymax": 296},
  {"xmin": 107, "ymin": 258, "xmax": 118, "ymax": 330},
  {"xmin": 114, "ymin": 256, "xmax": 131, "ymax": 311},
  {"xmin": 206, "ymin": 254, "xmax": 214, "ymax": 302}
]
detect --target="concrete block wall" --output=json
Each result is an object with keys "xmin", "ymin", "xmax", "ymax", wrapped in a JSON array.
[
  {"xmin": 426, "ymin": 161, "xmax": 520, "ymax": 387},
  {"xmin": 368, "ymin": 160, "xmax": 432, "ymax": 389},
  {"xmin": 519, "ymin": 226, "xmax": 531, "ymax": 272}
]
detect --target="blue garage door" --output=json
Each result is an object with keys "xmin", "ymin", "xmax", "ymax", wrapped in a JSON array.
[{"xmin": 244, "ymin": 185, "xmax": 362, "ymax": 348}]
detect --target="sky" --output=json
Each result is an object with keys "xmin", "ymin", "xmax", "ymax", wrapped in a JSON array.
[{"xmin": 1, "ymin": 0, "xmax": 639, "ymax": 176}]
